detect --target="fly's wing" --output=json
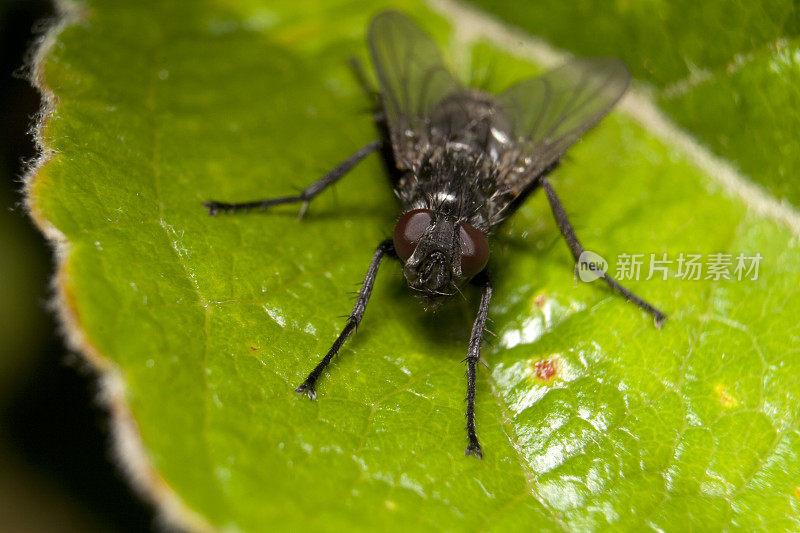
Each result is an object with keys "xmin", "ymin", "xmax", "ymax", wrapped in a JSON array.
[
  {"xmin": 368, "ymin": 10, "xmax": 462, "ymax": 170},
  {"xmin": 491, "ymin": 58, "xmax": 630, "ymax": 221}
]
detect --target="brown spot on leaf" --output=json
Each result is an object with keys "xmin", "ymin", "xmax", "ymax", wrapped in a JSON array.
[
  {"xmin": 532, "ymin": 358, "xmax": 559, "ymax": 383},
  {"xmin": 533, "ymin": 293, "xmax": 547, "ymax": 308},
  {"xmin": 249, "ymin": 346, "xmax": 258, "ymax": 351}
]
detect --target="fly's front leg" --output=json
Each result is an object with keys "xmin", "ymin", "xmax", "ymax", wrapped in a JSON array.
[
  {"xmin": 465, "ymin": 272, "xmax": 492, "ymax": 459},
  {"xmin": 204, "ymin": 140, "xmax": 382, "ymax": 217},
  {"xmin": 295, "ymin": 239, "xmax": 396, "ymax": 399},
  {"xmin": 540, "ymin": 176, "xmax": 666, "ymax": 327}
]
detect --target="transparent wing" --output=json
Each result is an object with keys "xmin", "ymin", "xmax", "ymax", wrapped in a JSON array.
[
  {"xmin": 496, "ymin": 57, "xmax": 631, "ymax": 179},
  {"xmin": 368, "ymin": 10, "xmax": 462, "ymax": 169}
]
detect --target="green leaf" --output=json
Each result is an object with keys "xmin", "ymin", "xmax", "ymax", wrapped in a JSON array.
[{"xmin": 28, "ymin": 0, "xmax": 800, "ymax": 531}]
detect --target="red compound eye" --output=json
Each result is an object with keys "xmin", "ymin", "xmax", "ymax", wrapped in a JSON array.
[
  {"xmin": 393, "ymin": 209, "xmax": 433, "ymax": 261},
  {"xmin": 459, "ymin": 223, "xmax": 489, "ymax": 278}
]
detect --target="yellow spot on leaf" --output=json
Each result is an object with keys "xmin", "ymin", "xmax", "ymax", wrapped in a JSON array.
[{"xmin": 715, "ymin": 384, "xmax": 737, "ymax": 407}]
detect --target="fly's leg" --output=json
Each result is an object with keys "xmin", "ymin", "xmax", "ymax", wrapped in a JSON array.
[
  {"xmin": 204, "ymin": 140, "xmax": 382, "ymax": 217},
  {"xmin": 465, "ymin": 272, "xmax": 492, "ymax": 459},
  {"xmin": 295, "ymin": 239, "xmax": 396, "ymax": 399},
  {"xmin": 541, "ymin": 176, "xmax": 667, "ymax": 327}
]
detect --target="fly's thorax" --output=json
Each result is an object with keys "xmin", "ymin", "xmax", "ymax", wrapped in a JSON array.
[
  {"xmin": 397, "ymin": 145, "xmax": 498, "ymax": 231},
  {"xmin": 393, "ymin": 209, "xmax": 489, "ymax": 297}
]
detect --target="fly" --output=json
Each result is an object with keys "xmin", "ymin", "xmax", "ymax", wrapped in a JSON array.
[{"xmin": 203, "ymin": 10, "xmax": 666, "ymax": 458}]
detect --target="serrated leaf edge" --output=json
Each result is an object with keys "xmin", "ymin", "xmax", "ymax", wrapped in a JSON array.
[{"xmin": 22, "ymin": 1, "xmax": 217, "ymax": 531}]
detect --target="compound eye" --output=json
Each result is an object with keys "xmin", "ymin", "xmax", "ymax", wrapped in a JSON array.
[
  {"xmin": 459, "ymin": 223, "xmax": 489, "ymax": 278},
  {"xmin": 393, "ymin": 209, "xmax": 434, "ymax": 261}
]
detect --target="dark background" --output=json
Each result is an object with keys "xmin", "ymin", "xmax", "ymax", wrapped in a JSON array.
[{"xmin": 0, "ymin": 1, "xmax": 158, "ymax": 530}]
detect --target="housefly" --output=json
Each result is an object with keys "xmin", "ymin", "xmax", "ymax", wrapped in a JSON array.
[{"xmin": 204, "ymin": 10, "xmax": 666, "ymax": 458}]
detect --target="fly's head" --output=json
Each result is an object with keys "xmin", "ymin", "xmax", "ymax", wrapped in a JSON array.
[{"xmin": 392, "ymin": 208, "xmax": 489, "ymax": 301}]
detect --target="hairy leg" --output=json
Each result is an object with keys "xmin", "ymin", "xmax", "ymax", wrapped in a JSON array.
[
  {"xmin": 465, "ymin": 272, "xmax": 492, "ymax": 458},
  {"xmin": 295, "ymin": 239, "xmax": 396, "ymax": 399},
  {"xmin": 541, "ymin": 176, "xmax": 666, "ymax": 327},
  {"xmin": 204, "ymin": 140, "xmax": 382, "ymax": 217}
]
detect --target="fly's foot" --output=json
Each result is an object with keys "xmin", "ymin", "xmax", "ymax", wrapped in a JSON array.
[
  {"xmin": 295, "ymin": 381, "xmax": 317, "ymax": 400},
  {"xmin": 465, "ymin": 439, "xmax": 483, "ymax": 459},
  {"xmin": 203, "ymin": 201, "xmax": 232, "ymax": 216}
]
